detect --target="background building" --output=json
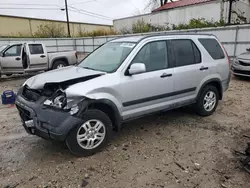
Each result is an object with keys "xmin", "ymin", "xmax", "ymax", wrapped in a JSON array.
[
  {"xmin": 114, "ymin": 0, "xmax": 250, "ymax": 32},
  {"xmin": 0, "ymin": 14, "xmax": 113, "ymax": 37}
]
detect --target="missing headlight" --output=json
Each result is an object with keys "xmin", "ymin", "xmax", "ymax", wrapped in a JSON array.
[{"xmin": 43, "ymin": 90, "xmax": 67, "ymax": 109}]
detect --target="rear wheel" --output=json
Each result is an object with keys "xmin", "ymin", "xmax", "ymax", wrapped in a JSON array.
[
  {"xmin": 195, "ymin": 85, "xmax": 219, "ymax": 116},
  {"xmin": 52, "ymin": 60, "xmax": 67, "ymax": 70},
  {"xmin": 66, "ymin": 109, "xmax": 112, "ymax": 157}
]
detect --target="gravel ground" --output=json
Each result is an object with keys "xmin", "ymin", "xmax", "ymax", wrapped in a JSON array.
[{"xmin": 0, "ymin": 75, "xmax": 250, "ymax": 188}]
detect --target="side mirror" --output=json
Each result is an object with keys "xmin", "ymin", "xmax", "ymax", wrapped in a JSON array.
[
  {"xmin": 246, "ymin": 48, "xmax": 250, "ymax": 52},
  {"xmin": 0, "ymin": 52, "xmax": 3, "ymax": 57},
  {"xmin": 128, "ymin": 63, "xmax": 146, "ymax": 75}
]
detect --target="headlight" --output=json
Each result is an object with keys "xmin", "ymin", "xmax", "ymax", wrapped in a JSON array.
[{"xmin": 233, "ymin": 58, "xmax": 239, "ymax": 66}]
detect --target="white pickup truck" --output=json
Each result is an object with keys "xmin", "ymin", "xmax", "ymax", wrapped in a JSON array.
[{"xmin": 0, "ymin": 43, "xmax": 78, "ymax": 77}]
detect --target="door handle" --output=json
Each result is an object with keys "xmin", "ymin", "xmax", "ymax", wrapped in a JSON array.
[
  {"xmin": 40, "ymin": 55, "xmax": 46, "ymax": 58},
  {"xmin": 160, "ymin": 73, "xmax": 172, "ymax": 78},
  {"xmin": 200, "ymin": 66, "xmax": 209, "ymax": 71},
  {"xmin": 15, "ymin": 57, "xmax": 21, "ymax": 61}
]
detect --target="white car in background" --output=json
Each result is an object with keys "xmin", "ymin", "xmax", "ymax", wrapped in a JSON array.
[{"xmin": 231, "ymin": 48, "xmax": 250, "ymax": 77}]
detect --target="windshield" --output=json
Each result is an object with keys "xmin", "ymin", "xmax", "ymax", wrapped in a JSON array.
[
  {"xmin": 78, "ymin": 42, "xmax": 136, "ymax": 73},
  {"xmin": 0, "ymin": 44, "xmax": 9, "ymax": 52}
]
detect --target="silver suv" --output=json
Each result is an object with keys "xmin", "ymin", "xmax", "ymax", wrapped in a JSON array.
[{"xmin": 16, "ymin": 34, "xmax": 231, "ymax": 156}]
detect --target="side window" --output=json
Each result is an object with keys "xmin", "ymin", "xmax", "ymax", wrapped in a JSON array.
[
  {"xmin": 171, "ymin": 39, "xmax": 201, "ymax": 67},
  {"xmin": 29, "ymin": 44, "xmax": 44, "ymax": 55},
  {"xmin": 131, "ymin": 41, "xmax": 168, "ymax": 72},
  {"xmin": 192, "ymin": 42, "xmax": 202, "ymax": 64},
  {"xmin": 4, "ymin": 45, "xmax": 22, "ymax": 57},
  {"xmin": 198, "ymin": 38, "xmax": 225, "ymax": 60}
]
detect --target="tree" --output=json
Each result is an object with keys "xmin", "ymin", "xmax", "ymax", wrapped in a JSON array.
[
  {"xmin": 146, "ymin": 0, "xmax": 173, "ymax": 11},
  {"xmin": 151, "ymin": 0, "xmax": 172, "ymax": 7},
  {"xmin": 34, "ymin": 23, "xmax": 66, "ymax": 38},
  {"xmin": 222, "ymin": 0, "xmax": 239, "ymax": 24}
]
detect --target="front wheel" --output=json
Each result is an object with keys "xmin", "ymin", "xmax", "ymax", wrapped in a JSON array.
[
  {"xmin": 66, "ymin": 109, "xmax": 112, "ymax": 157},
  {"xmin": 195, "ymin": 85, "xmax": 219, "ymax": 116}
]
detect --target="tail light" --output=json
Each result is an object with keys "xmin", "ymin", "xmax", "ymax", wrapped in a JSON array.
[
  {"xmin": 222, "ymin": 44, "xmax": 230, "ymax": 65},
  {"xmin": 218, "ymin": 38, "xmax": 230, "ymax": 65}
]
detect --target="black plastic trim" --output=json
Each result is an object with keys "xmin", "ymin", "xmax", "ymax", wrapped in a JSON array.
[
  {"xmin": 123, "ymin": 87, "xmax": 196, "ymax": 107},
  {"xmin": 86, "ymin": 99, "xmax": 122, "ymax": 131},
  {"xmin": 197, "ymin": 78, "xmax": 223, "ymax": 100}
]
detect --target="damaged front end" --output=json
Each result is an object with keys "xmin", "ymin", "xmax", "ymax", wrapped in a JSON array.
[
  {"xmin": 16, "ymin": 76, "xmax": 103, "ymax": 141},
  {"xmin": 21, "ymin": 81, "xmax": 89, "ymax": 116}
]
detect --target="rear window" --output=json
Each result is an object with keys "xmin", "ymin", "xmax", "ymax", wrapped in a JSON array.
[
  {"xmin": 29, "ymin": 44, "xmax": 44, "ymax": 54},
  {"xmin": 198, "ymin": 38, "xmax": 225, "ymax": 60}
]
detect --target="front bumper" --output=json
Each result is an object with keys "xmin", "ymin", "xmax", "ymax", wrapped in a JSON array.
[
  {"xmin": 231, "ymin": 64, "xmax": 250, "ymax": 77},
  {"xmin": 15, "ymin": 92, "xmax": 84, "ymax": 141}
]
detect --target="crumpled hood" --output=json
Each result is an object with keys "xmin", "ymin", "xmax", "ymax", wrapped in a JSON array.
[
  {"xmin": 238, "ymin": 51, "xmax": 250, "ymax": 60},
  {"xmin": 24, "ymin": 66, "xmax": 104, "ymax": 89}
]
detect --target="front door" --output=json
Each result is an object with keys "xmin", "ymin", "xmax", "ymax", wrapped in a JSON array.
[
  {"xmin": 120, "ymin": 40, "xmax": 175, "ymax": 120},
  {"xmin": 0, "ymin": 44, "xmax": 24, "ymax": 74},
  {"xmin": 25, "ymin": 43, "xmax": 48, "ymax": 71}
]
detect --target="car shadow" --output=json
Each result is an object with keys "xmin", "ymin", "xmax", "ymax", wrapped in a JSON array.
[{"xmin": 233, "ymin": 75, "xmax": 250, "ymax": 81}]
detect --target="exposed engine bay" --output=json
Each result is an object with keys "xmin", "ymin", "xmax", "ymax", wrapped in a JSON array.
[{"xmin": 21, "ymin": 74, "xmax": 103, "ymax": 116}]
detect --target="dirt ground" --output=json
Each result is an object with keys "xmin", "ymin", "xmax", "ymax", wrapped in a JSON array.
[{"xmin": 0, "ymin": 74, "xmax": 250, "ymax": 188}]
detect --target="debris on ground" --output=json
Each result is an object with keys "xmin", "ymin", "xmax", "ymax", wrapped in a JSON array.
[
  {"xmin": 243, "ymin": 142, "xmax": 250, "ymax": 174},
  {"xmin": 81, "ymin": 180, "xmax": 89, "ymax": 187}
]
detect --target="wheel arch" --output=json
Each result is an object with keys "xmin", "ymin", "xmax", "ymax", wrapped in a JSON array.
[
  {"xmin": 51, "ymin": 57, "xmax": 69, "ymax": 69},
  {"xmin": 197, "ymin": 78, "xmax": 223, "ymax": 100},
  {"xmin": 84, "ymin": 99, "xmax": 122, "ymax": 131}
]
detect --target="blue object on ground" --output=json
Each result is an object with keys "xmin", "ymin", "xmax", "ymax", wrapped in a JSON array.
[{"xmin": 1, "ymin": 90, "xmax": 16, "ymax": 105}]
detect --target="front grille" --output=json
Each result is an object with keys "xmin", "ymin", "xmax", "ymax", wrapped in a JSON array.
[
  {"xmin": 22, "ymin": 86, "xmax": 41, "ymax": 102},
  {"xmin": 16, "ymin": 105, "xmax": 31, "ymax": 121},
  {"xmin": 239, "ymin": 61, "xmax": 250, "ymax": 67},
  {"xmin": 233, "ymin": 69, "xmax": 250, "ymax": 75}
]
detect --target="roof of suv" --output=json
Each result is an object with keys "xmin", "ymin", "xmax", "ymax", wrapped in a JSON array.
[{"xmin": 111, "ymin": 33, "xmax": 215, "ymax": 43}]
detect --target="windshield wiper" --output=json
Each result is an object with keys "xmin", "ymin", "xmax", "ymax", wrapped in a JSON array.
[
  {"xmin": 81, "ymin": 66, "xmax": 106, "ymax": 73},
  {"xmin": 81, "ymin": 66, "xmax": 98, "ymax": 71}
]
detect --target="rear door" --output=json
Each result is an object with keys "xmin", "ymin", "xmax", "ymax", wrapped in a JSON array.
[
  {"xmin": 170, "ymin": 39, "xmax": 209, "ymax": 101},
  {"xmin": 25, "ymin": 43, "xmax": 48, "ymax": 71},
  {"xmin": 198, "ymin": 38, "xmax": 230, "ymax": 81},
  {"xmin": 0, "ymin": 44, "xmax": 24, "ymax": 74}
]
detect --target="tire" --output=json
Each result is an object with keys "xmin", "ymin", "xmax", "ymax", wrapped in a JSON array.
[
  {"xmin": 6, "ymin": 74, "xmax": 12, "ymax": 77},
  {"xmin": 66, "ymin": 109, "xmax": 112, "ymax": 157},
  {"xmin": 52, "ymin": 60, "xmax": 67, "ymax": 70},
  {"xmin": 195, "ymin": 85, "xmax": 219, "ymax": 116}
]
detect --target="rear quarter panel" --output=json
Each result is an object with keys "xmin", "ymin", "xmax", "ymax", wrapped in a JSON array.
[{"xmin": 48, "ymin": 51, "xmax": 77, "ymax": 69}]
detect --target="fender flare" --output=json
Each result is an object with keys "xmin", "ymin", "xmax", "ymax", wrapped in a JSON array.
[
  {"xmin": 197, "ymin": 78, "xmax": 223, "ymax": 100},
  {"xmin": 50, "ymin": 57, "xmax": 69, "ymax": 69},
  {"xmin": 77, "ymin": 98, "xmax": 122, "ymax": 131}
]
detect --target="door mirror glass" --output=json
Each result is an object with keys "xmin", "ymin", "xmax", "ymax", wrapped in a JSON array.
[{"xmin": 128, "ymin": 63, "xmax": 146, "ymax": 75}]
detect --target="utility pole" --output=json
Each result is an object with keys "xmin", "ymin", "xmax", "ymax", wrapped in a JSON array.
[
  {"xmin": 65, "ymin": 0, "xmax": 71, "ymax": 37},
  {"xmin": 228, "ymin": 0, "xmax": 233, "ymax": 24}
]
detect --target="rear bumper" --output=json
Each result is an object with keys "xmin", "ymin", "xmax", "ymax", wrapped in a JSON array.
[
  {"xmin": 15, "ymin": 92, "xmax": 84, "ymax": 141},
  {"xmin": 222, "ymin": 71, "xmax": 231, "ymax": 93}
]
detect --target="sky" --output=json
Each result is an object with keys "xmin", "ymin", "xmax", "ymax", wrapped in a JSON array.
[{"xmin": 0, "ymin": 0, "xmax": 150, "ymax": 25}]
